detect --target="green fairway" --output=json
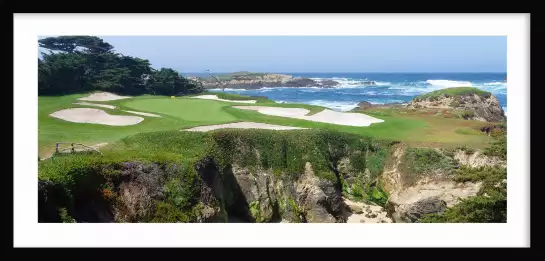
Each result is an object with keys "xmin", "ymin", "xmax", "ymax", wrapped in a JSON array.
[
  {"xmin": 122, "ymin": 98, "xmax": 238, "ymax": 124},
  {"xmin": 39, "ymin": 92, "xmax": 495, "ymax": 158},
  {"xmin": 39, "ymin": 95, "xmax": 188, "ymax": 158}
]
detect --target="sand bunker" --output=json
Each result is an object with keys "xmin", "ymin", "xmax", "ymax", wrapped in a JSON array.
[
  {"xmin": 183, "ymin": 122, "xmax": 307, "ymax": 132},
  {"xmin": 73, "ymin": 102, "xmax": 116, "ymax": 109},
  {"xmin": 78, "ymin": 92, "xmax": 131, "ymax": 101},
  {"xmin": 123, "ymin": 110, "xmax": 162, "ymax": 118},
  {"xmin": 50, "ymin": 108, "xmax": 144, "ymax": 126},
  {"xmin": 190, "ymin": 95, "xmax": 257, "ymax": 104},
  {"xmin": 233, "ymin": 106, "xmax": 384, "ymax": 127}
]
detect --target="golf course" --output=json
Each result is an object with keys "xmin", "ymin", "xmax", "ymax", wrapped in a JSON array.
[
  {"xmin": 39, "ymin": 91, "xmax": 496, "ymax": 159},
  {"xmin": 37, "ymin": 36, "xmax": 507, "ymax": 224}
]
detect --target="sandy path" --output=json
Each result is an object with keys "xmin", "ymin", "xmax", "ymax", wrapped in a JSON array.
[
  {"xmin": 190, "ymin": 95, "xmax": 257, "ymax": 104},
  {"xmin": 78, "ymin": 92, "xmax": 131, "ymax": 101},
  {"xmin": 233, "ymin": 106, "xmax": 384, "ymax": 127},
  {"xmin": 123, "ymin": 110, "xmax": 162, "ymax": 117},
  {"xmin": 73, "ymin": 102, "xmax": 116, "ymax": 109},
  {"xmin": 344, "ymin": 198, "xmax": 392, "ymax": 223},
  {"xmin": 50, "ymin": 108, "xmax": 144, "ymax": 126},
  {"xmin": 183, "ymin": 122, "xmax": 307, "ymax": 132}
]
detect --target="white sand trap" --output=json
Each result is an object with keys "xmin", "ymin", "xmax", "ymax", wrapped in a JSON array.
[
  {"xmin": 78, "ymin": 92, "xmax": 131, "ymax": 101},
  {"xmin": 123, "ymin": 110, "xmax": 162, "ymax": 118},
  {"xmin": 50, "ymin": 108, "xmax": 144, "ymax": 126},
  {"xmin": 190, "ymin": 95, "xmax": 257, "ymax": 104},
  {"xmin": 183, "ymin": 122, "xmax": 307, "ymax": 132},
  {"xmin": 234, "ymin": 106, "xmax": 384, "ymax": 127},
  {"xmin": 73, "ymin": 102, "xmax": 116, "ymax": 109}
]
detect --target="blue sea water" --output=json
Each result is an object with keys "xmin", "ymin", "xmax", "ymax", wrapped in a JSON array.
[{"xmin": 196, "ymin": 73, "xmax": 507, "ymax": 114}]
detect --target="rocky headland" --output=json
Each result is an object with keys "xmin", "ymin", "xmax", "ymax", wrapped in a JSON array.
[
  {"xmin": 354, "ymin": 87, "xmax": 506, "ymax": 123},
  {"xmin": 188, "ymin": 72, "xmax": 377, "ymax": 89},
  {"xmin": 407, "ymin": 87, "xmax": 506, "ymax": 122}
]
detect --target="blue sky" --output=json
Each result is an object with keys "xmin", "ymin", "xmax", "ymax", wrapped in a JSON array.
[{"xmin": 41, "ymin": 36, "xmax": 507, "ymax": 73}]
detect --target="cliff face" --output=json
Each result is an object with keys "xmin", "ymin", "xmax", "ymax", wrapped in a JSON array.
[
  {"xmin": 38, "ymin": 130, "xmax": 390, "ymax": 223},
  {"xmin": 407, "ymin": 88, "xmax": 506, "ymax": 122},
  {"xmin": 37, "ymin": 128, "xmax": 507, "ymax": 223},
  {"xmin": 189, "ymin": 72, "xmax": 342, "ymax": 89},
  {"xmin": 380, "ymin": 145, "xmax": 506, "ymax": 223}
]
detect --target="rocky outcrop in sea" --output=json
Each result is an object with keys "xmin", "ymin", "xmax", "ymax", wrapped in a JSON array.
[{"xmin": 189, "ymin": 72, "xmax": 377, "ymax": 89}]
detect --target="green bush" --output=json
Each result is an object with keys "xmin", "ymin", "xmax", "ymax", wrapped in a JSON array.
[
  {"xmin": 484, "ymin": 136, "xmax": 507, "ymax": 160},
  {"xmin": 365, "ymin": 184, "xmax": 388, "ymax": 207},
  {"xmin": 461, "ymin": 110, "xmax": 475, "ymax": 120},
  {"xmin": 420, "ymin": 165, "xmax": 507, "ymax": 223},
  {"xmin": 456, "ymin": 145, "xmax": 475, "ymax": 155},
  {"xmin": 399, "ymin": 148, "xmax": 457, "ymax": 186},
  {"xmin": 151, "ymin": 202, "xmax": 190, "ymax": 223}
]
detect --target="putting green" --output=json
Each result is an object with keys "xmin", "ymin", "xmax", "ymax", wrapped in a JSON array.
[{"xmin": 122, "ymin": 98, "xmax": 238, "ymax": 123}]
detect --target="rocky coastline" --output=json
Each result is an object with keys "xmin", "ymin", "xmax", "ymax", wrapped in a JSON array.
[{"xmin": 188, "ymin": 72, "xmax": 377, "ymax": 90}]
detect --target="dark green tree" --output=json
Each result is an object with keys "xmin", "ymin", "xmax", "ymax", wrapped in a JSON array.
[
  {"xmin": 39, "ymin": 36, "xmax": 114, "ymax": 54},
  {"xmin": 38, "ymin": 35, "xmax": 202, "ymax": 96}
]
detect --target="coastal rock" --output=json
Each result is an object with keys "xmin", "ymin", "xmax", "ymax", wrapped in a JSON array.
[
  {"xmin": 453, "ymin": 150, "xmax": 506, "ymax": 168},
  {"xmin": 353, "ymin": 101, "xmax": 407, "ymax": 111},
  {"xmin": 407, "ymin": 87, "xmax": 506, "ymax": 122},
  {"xmin": 319, "ymin": 79, "xmax": 341, "ymax": 88},
  {"xmin": 397, "ymin": 196, "xmax": 447, "ymax": 222},
  {"xmin": 296, "ymin": 163, "xmax": 347, "ymax": 223},
  {"xmin": 357, "ymin": 101, "xmax": 373, "ymax": 110},
  {"xmin": 194, "ymin": 72, "xmax": 340, "ymax": 89},
  {"xmin": 386, "ymin": 180, "xmax": 482, "ymax": 223}
]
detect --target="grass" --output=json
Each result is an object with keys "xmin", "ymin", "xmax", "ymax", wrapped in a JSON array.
[
  {"xmin": 39, "ymin": 94, "xmax": 189, "ymax": 158},
  {"xmin": 39, "ymin": 92, "xmax": 495, "ymax": 158},
  {"xmin": 454, "ymin": 127, "xmax": 484, "ymax": 136},
  {"xmin": 211, "ymin": 92, "xmax": 271, "ymax": 103},
  {"xmin": 122, "ymin": 98, "xmax": 238, "ymax": 124},
  {"xmin": 360, "ymin": 108, "xmax": 493, "ymax": 149},
  {"xmin": 413, "ymin": 87, "xmax": 492, "ymax": 102}
]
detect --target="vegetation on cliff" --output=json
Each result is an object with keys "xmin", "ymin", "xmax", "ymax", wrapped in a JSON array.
[
  {"xmin": 38, "ymin": 129, "xmax": 394, "ymax": 223},
  {"xmin": 409, "ymin": 87, "xmax": 505, "ymax": 122},
  {"xmin": 413, "ymin": 87, "xmax": 492, "ymax": 102},
  {"xmin": 419, "ymin": 128, "xmax": 507, "ymax": 223}
]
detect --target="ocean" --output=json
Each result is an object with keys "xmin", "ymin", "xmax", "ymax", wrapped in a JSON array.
[{"xmin": 195, "ymin": 73, "xmax": 507, "ymax": 115}]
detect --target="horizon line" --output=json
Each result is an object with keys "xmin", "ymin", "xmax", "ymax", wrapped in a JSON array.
[{"xmin": 180, "ymin": 71, "xmax": 507, "ymax": 74}]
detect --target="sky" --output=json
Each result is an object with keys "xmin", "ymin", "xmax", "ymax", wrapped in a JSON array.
[{"xmin": 41, "ymin": 36, "xmax": 507, "ymax": 73}]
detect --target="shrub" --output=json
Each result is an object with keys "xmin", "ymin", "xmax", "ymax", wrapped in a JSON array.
[
  {"xmin": 420, "ymin": 164, "xmax": 507, "ymax": 223},
  {"xmin": 59, "ymin": 207, "xmax": 76, "ymax": 223},
  {"xmin": 151, "ymin": 202, "xmax": 190, "ymax": 223},
  {"xmin": 399, "ymin": 148, "xmax": 457, "ymax": 186},
  {"xmin": 461, "ymin": 110, "xmax": 475, "ymax": 120},
  {"xmin": 484, "ymin": 136, "xmax": 506, "ymax": 160},
  {"xmin": 365, "ymin": 184, "xmax": 388, "ymax": 207}
]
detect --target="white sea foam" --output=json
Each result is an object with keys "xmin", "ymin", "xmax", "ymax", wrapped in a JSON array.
[
  {"xmin": 374, "ymin": 81, "xmax": 391, "ymax": 86},
  {"xmin": 306, "ymin": 100, "xmax": 359, "ymax": 112},
  {"xmin": 426, "ymin": 79, "xmax": 473, "ymax": 88},
  {"xmin": 484, "ymin": 82, "xmax": 505, "ymax": 86},
  {"xmin": 209, "ymin": 88, "xmax": 240, "ymax": 92}
]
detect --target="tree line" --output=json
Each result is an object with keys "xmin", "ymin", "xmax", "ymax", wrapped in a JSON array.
[{"xmin": 38, "ymin": 36, "xmax": 203, "ymax": 96}]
